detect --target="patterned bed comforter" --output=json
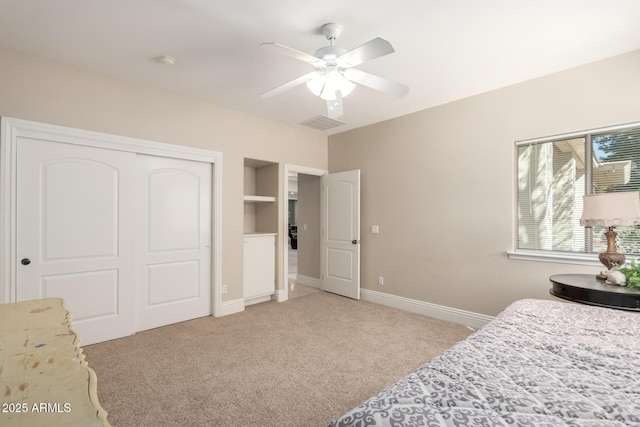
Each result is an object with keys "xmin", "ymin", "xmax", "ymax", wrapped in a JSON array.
[{"xmin": 329, "ymin": 299, "xmax": 640, "ymax": 426}]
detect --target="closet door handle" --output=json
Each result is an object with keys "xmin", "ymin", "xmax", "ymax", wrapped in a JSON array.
[
  {"xmin": 21, "ymin": 258, "xmax": 31, "ymax": 265},
  {"xmin": 351, "ymin": 240, "xmax": 358, "ymax": 245}
]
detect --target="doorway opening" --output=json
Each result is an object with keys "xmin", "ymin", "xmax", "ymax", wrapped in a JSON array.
[{"xmin": 282, "ymin": 165, "xmax": 326, "ymax": 301}]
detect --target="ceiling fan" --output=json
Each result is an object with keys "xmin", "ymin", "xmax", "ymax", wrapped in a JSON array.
[{"xmin": 260, "ymin": 23, "xmax": 409, "ymax": 119}]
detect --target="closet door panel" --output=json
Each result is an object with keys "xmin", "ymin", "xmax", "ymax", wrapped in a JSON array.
[
  {"xmin": 16, "ymin": 138, "xmax": 136, "ymax": 345},
  {"xmin": 136, "ymin": 155, "xmax": 212, "ymax": 332}
]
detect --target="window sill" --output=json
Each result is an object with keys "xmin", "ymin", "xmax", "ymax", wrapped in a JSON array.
[{"xmin": 507, "ymin": 250, "xmax": 603, "ymax": 267}]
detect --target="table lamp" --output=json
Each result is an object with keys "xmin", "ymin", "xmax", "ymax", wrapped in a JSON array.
[{"xmin": 580, "ymin": 191, "xmax": 640, "ymax": 270}]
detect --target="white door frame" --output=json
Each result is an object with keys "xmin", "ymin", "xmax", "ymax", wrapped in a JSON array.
[
  {"xmin": 0, "ymin": 117, "xmax": 223, "ymax": 317},
  {"xmin": 280, "ymin": 164, "xmax": 327, "ymax": 302}
]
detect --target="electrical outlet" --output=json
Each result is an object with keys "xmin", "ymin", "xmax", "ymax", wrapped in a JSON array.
[
  {"xmin": 378, "ymin": 276, "xmax": 384, "ymax": 286},
  {"xmin": 222, "ymin": 284, "xmax": 228, "ymax": 294}
]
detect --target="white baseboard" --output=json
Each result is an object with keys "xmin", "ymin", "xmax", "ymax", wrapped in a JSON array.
[
  {"xmin": 296, "ymin": 274, "xmax": 321, "ymax": 288},
  {"xmin": 244, "ymin": 294, "xmax": 272, "ymax": 307},
  {"xmin": 217, "ymin": 298, "xmax": 245, "ymax": 317},
  {"xmin": 360, "ymin": 289, "xmax": 494, "ymax": 330},
  {"xmin": 273, "ymin": 289, "xmax": 287, "ymax": 302}
]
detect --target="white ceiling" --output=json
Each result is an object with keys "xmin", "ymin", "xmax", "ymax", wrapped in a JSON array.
[{"xmin": 1, "ymin": 1, "xmax": 640, "ymax": 135}]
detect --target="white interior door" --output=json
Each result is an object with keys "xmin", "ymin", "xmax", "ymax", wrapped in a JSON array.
[
  {"xmin": 321, "ymin": 170, "xmax": 360, "ymax": 299},
  {"xmin": 16, "ymin": 138, "xmax": 136, "ymax": 345},
  {"xmin": 136, "ymin": 155, "xmax": 212, "ymax": 332}
]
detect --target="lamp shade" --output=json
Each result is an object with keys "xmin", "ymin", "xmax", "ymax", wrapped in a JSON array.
[{"xmin": 580, "ymin": 191, "xmax": 640, "ymax": 227}]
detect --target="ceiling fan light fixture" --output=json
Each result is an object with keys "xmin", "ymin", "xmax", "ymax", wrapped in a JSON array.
[
  {"xmin": 306, "ymin": 71, "xmax": 355, "ymax": 101},
  {"xmin": 341, "ymin": 80, "xmax": 356, "ymax": 97},
  {"xmin": 306, "ymin": 77, "xmax": 324, "ymax": 97},
  {"xmin": 320, "ymin": 87, "xmax": 337, "ymax": 101}
]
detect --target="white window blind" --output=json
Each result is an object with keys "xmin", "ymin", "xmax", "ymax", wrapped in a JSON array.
[{"xmin": 515, "ymin": 123, "xmax": 640, "ymax": 257}]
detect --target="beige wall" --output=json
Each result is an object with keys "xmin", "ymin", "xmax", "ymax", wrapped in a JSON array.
[
  {"xmin": 329, "ymin": 49, "xmax": 640, "ymax": 316},
  {"xmin": 4, "ymin": 42, "xmax": 640, "ymax": 317},
  {"xmin": 0, "ymin": 46, "xmax": 328, "ymax": 303}
]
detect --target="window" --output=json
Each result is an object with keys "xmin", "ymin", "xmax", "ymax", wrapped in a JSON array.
[{"xmin": 515, "ymin": 122, "xmax": 640, "ymax": 260}]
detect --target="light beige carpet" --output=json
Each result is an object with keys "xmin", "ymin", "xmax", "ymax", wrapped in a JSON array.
[{"xmin": 83, "ymin": 291, "xmax": 473, "ymax": 427}]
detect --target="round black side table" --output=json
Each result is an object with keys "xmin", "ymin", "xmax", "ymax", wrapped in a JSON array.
[{"xmin": 550, "ymin": 274, "xmax": 640, "ymax": 312}]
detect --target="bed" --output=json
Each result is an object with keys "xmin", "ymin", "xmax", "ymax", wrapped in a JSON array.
[{"xmin": 329, "ymin": 299, "xmax": 640, "ymax": 426}]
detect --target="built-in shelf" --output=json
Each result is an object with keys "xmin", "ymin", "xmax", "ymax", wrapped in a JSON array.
[
  {"xmin": 243, "ymin": 159, "xmax": 278, "ymax": 307},
  {"xmin": 244, "ymin": 195, "xmax": 276, "ymax": 203}
]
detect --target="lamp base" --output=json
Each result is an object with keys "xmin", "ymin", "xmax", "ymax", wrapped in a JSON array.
[
  {"xmin": 599, "ymin": 228, "xmax": 625, "ymax": 270},
  {"xmin": 599, "ymin": 252, "xmax": 625, "ymax": 270}
]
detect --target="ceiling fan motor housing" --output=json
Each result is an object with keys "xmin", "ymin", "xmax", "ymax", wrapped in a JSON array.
[
  {"xmin": 322, "ymin": 23, "xmax": 343, "ymax": 41},
  {"xmin": 314, "ymin": 46, "xmax": 347, "ymax": 62},
  {"xmin": 316, "ymin": 23, "xmax": 347, "ymax": 63}
]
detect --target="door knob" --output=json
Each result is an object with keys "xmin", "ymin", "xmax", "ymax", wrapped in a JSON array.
[
  {"xmin": 351, "ymin": 240, "xmax": 358, "ymax": 244},
  {"xmin": 21, "ymin": 258, "xmax": 31, "ymax": 265}
]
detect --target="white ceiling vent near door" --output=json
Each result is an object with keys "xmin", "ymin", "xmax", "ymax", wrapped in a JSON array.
[{"xmin": 299, "ymin": 115, "xmax": 346, "ymax": 131}]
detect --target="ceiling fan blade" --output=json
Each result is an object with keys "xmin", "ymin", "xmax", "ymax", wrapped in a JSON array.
[
  {"xmin": 338, "ymin": 37, "xmax": 395, "ymax": 67},
  {"xmin": 260, "ymin": 42, "xmax": 322, "ymax": 65},
  {"xmin": 260, "ymin": 71, "xmax": 319, "ymax": 98},
  {"xmin": 327, "ymin": 92, "xmax": 344, "ymax": 119},
  {"xmin": 345, "ymin": 68, "xmax": 409, "ymax": 97}
]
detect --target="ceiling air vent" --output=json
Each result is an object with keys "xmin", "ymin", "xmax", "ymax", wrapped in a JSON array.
[{"xmin": 299, "ymin": 115, "xmax": 346, "ymax": 131}]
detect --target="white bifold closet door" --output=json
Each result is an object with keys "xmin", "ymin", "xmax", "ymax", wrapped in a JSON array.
[
  {"xmin": 135, "ymin": 155, "xmax": 211, "ymax": 332},
  {"xmin": 16, "ymin": 138, "xmax": 212, "ymax": 345},
  {"xmin": 17, "ymin": 138, "xmax": 137, "ymax": 344}
]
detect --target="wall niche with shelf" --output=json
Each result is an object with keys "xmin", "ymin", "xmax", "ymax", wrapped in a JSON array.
[
  {"xmin": 243, "ymin": 158, "xmax": 278, "ymax": 233},
  {"xmin": 243, "ymin": 158, "xmax": 278, "ymax": 305}
]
